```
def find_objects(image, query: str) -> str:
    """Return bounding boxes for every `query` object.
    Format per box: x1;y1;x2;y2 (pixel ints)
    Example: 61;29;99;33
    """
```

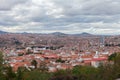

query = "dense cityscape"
0;31;120;80
0;32;120;71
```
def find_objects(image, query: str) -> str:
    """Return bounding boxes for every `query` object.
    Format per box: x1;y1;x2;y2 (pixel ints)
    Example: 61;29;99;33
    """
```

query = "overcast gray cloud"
0;0;27;10
0;0;120;34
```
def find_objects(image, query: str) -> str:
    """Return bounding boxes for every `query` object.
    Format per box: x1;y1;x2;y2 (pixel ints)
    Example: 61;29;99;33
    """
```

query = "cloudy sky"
0;0;120;34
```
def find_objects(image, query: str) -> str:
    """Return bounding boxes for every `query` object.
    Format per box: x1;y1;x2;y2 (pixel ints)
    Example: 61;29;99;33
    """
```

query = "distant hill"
49;32;95;37
51;32;66;35
72;32;93;36
0;30;8;34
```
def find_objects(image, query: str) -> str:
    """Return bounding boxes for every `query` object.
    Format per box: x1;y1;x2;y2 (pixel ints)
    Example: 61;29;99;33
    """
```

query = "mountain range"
0;30;114;36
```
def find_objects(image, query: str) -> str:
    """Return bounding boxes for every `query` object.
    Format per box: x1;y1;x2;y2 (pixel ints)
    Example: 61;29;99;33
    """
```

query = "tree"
16;67;24;80
23;70;52;80
31;60;38;69
56;58;65;63
0;51;5;80
112;53;120;79
4;66;16;80
0;51;3;71
49;75;78;80
39;61;48;72
108;52;117;61
50;69;77;80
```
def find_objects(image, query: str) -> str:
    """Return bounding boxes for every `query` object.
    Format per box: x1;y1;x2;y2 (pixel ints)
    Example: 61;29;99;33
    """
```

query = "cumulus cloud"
0;0;120;34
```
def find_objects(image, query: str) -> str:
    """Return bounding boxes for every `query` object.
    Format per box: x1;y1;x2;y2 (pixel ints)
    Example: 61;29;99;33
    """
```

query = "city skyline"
0;0;120;35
